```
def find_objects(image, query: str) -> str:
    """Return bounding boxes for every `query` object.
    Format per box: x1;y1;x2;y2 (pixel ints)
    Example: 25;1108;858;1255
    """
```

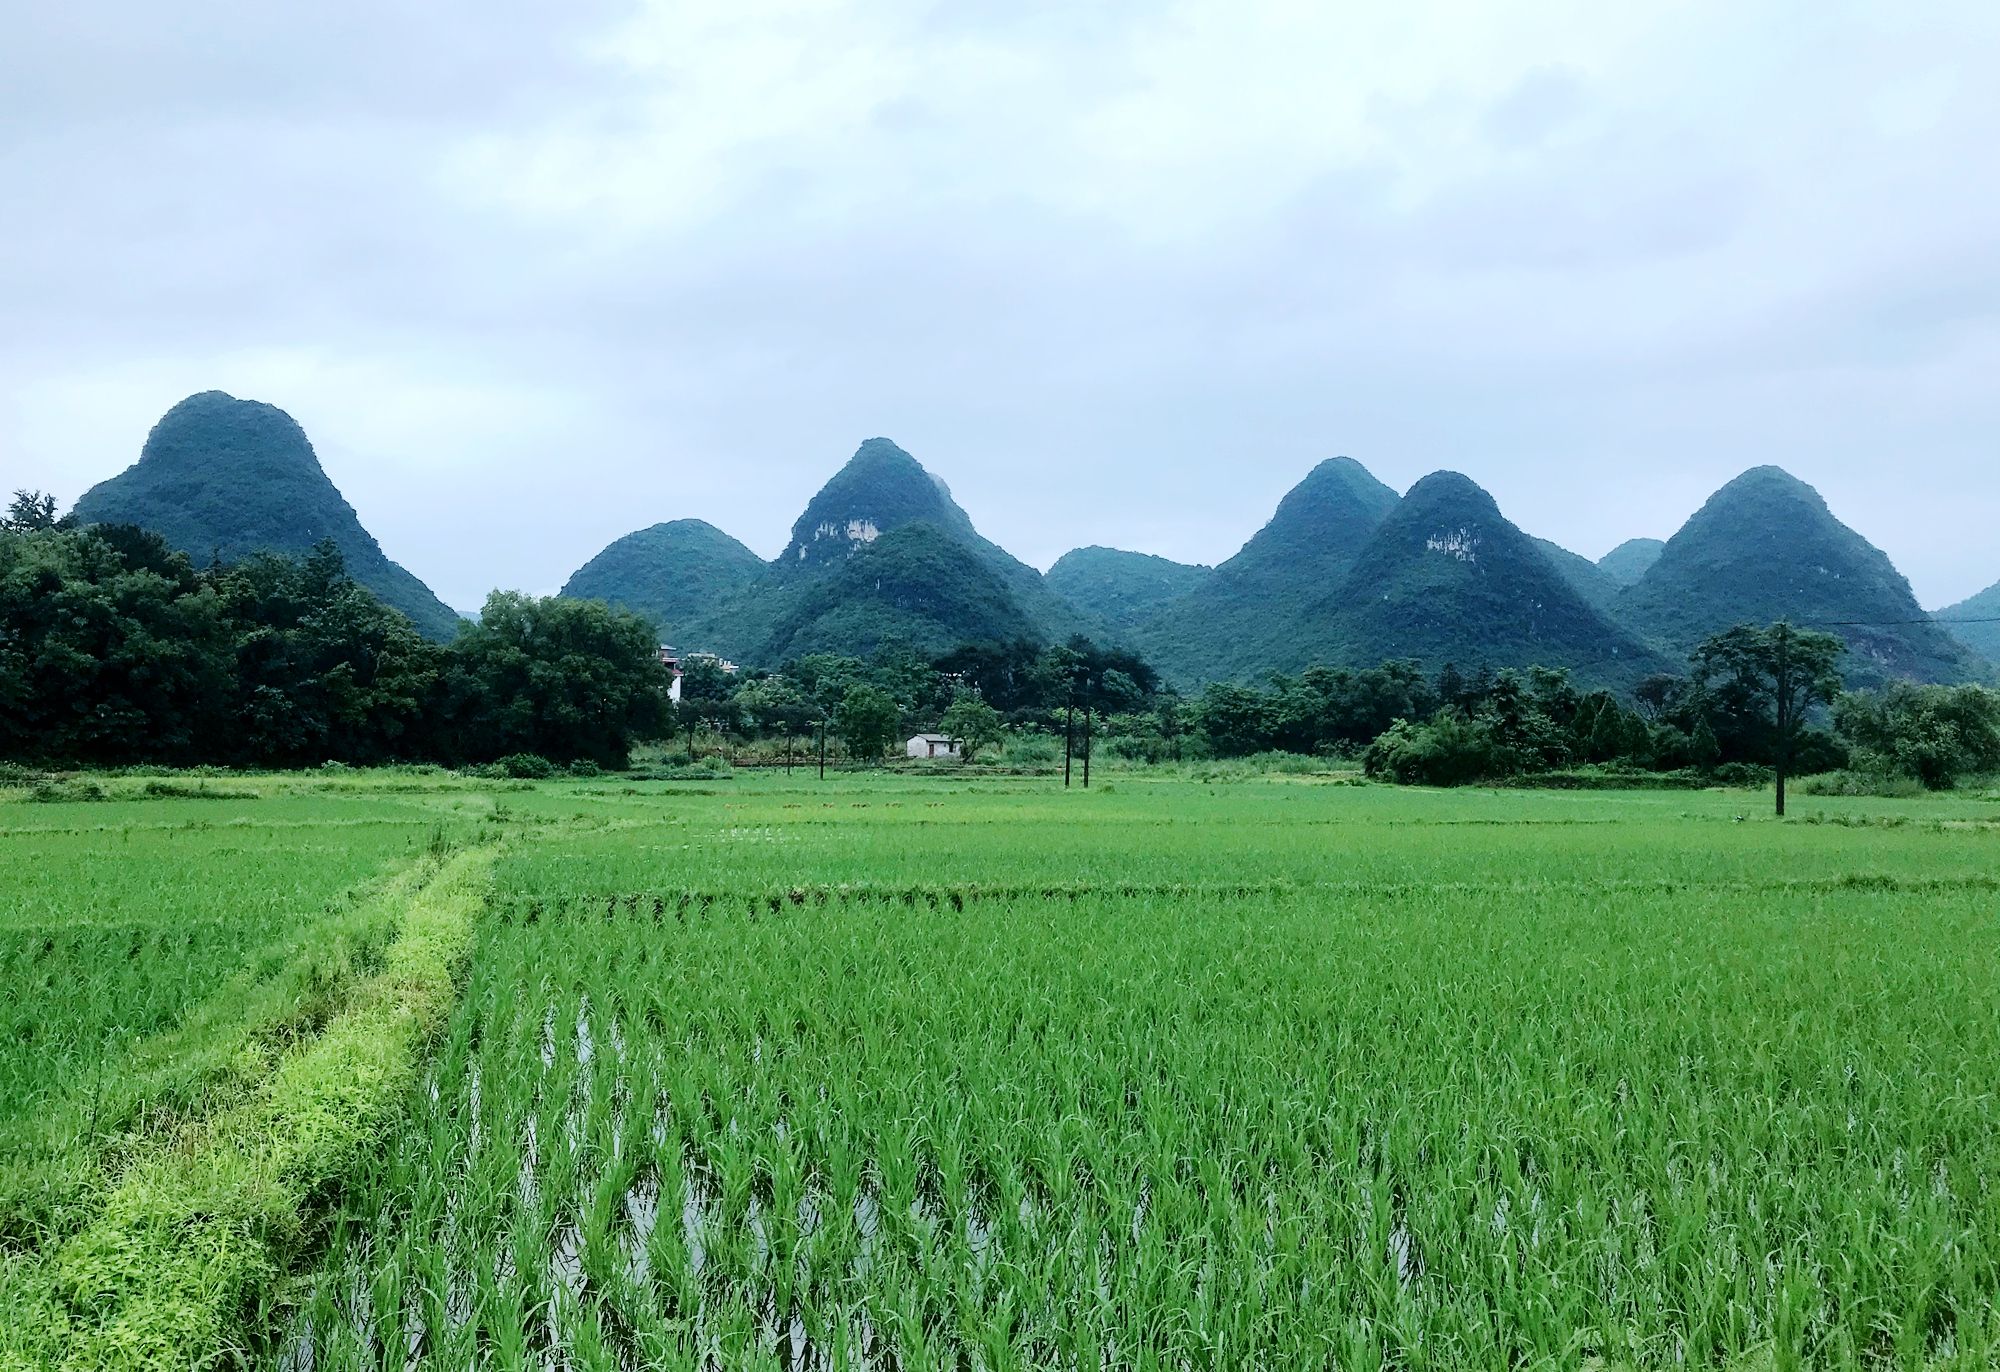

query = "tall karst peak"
1232;456;1403;574
1322;469;1671;689
1621;465;1980;685
71;391;462;640
1127;455;1402;681
781;437;972;569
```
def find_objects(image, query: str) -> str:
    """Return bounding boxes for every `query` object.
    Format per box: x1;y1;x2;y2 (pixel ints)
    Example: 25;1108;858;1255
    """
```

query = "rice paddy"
4;772;1999;1368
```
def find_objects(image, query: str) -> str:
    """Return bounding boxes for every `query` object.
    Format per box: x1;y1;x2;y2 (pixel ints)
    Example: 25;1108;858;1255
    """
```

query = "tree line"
7;492;1997;792
1;514;669;769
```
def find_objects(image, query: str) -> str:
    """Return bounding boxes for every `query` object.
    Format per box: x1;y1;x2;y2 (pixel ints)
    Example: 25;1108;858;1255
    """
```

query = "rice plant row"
282;847;2000;1368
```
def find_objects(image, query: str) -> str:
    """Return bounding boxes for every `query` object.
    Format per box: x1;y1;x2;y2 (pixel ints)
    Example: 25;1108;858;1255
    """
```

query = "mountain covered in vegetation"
1531;536;1623;614
1131;457;1402;678
558;519;764;644
1324;472;1670;688
70;391;462;639
560;438;1081;663
1598;537;1665;585
1619;466;1979;686
758;522;1042;660
1044;547;1211;635
539;445;1987;691
1934;580;2000;665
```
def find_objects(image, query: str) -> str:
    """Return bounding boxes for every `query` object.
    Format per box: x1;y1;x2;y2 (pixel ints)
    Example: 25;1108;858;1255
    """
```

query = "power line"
1802;615;2000;628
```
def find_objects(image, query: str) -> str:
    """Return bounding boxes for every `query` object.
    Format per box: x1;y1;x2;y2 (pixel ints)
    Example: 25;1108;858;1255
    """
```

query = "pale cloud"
4;1;1999;612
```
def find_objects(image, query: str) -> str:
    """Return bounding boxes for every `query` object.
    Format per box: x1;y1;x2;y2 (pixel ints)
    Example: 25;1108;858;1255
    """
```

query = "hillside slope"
1620;467;1979;685
756;522;1041;661
1134;457;1402;679
71;391;461;639
1532;536;1623;615
559;519;765;646
1044;547;1212;636
1325;472;1670;689
1934;580;2000;666
1598;537;1666;586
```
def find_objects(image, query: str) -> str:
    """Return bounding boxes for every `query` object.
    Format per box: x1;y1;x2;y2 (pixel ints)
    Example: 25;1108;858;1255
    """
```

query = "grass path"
0;843;495;1370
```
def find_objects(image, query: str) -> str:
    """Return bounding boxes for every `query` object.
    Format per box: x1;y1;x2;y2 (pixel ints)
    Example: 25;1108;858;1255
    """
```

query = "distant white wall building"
906;733;961;760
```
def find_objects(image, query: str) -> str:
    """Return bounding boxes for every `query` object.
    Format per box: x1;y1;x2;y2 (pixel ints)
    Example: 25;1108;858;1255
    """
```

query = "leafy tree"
1835;683;2000;789
1691;622;1844;814
446;592;673;767
834;684;900;763
940;694;1005;761
734;675;816;742
4;491;62;532
1364;713;1500;786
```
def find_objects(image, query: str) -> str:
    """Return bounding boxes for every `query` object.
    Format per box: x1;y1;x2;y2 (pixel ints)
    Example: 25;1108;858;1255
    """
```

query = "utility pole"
818;718;827;781
1082;699;1094;789
1773;622;1791;818
1063;687;1074;788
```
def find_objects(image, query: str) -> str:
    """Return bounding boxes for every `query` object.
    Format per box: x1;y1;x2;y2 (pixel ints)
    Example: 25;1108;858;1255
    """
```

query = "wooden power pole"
1773;622;1791;818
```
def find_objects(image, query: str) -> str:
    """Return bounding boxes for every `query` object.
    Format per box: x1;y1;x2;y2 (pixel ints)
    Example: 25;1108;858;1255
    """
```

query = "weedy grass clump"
0;846;494;1371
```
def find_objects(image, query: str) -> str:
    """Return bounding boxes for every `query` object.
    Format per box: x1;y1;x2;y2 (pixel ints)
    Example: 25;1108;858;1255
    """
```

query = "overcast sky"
5;2;1999;612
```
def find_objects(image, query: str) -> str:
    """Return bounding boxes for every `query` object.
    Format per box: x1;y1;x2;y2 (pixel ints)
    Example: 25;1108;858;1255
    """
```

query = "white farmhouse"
905;733;961;760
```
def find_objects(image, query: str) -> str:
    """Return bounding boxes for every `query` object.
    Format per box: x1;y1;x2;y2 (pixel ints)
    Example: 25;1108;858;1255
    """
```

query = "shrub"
1708;761;1774;789
1364;714;1503;787
1799;770;1927;799
495;753;557;780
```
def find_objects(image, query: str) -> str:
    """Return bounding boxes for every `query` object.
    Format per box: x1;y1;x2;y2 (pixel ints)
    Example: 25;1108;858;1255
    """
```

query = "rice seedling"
270;775;2000;1370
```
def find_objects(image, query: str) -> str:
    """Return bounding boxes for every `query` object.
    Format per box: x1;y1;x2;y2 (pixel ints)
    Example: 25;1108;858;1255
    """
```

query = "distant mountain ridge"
564;438;1082;662
1933;580;2000;666
70;391;461;640
1044;547;1211;636
1598;537;1665;586
1131;457;1402;679
539;448;1998;692
66;398;1990;691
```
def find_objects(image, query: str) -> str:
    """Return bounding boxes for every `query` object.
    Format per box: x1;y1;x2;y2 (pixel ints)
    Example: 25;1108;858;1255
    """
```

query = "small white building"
906;733;961;760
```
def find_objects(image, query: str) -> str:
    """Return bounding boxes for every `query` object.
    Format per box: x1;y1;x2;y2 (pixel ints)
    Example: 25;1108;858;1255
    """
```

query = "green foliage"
1364;712;1502;785
1834;682;2000;789
0;530;672;769
69;391;462;641
493;752;557;779
446;592;674;767
4;490;64;532
832;683;900;762
1690;622;1845;772
1042;546;1211;634
1621;466;1979;686
939;693;1004;760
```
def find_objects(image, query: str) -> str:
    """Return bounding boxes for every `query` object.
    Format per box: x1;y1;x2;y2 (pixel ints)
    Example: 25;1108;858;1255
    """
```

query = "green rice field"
3;771;1998;1368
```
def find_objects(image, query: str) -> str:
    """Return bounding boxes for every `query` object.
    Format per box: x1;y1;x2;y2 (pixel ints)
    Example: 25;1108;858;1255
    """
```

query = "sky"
5;1;1999;613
